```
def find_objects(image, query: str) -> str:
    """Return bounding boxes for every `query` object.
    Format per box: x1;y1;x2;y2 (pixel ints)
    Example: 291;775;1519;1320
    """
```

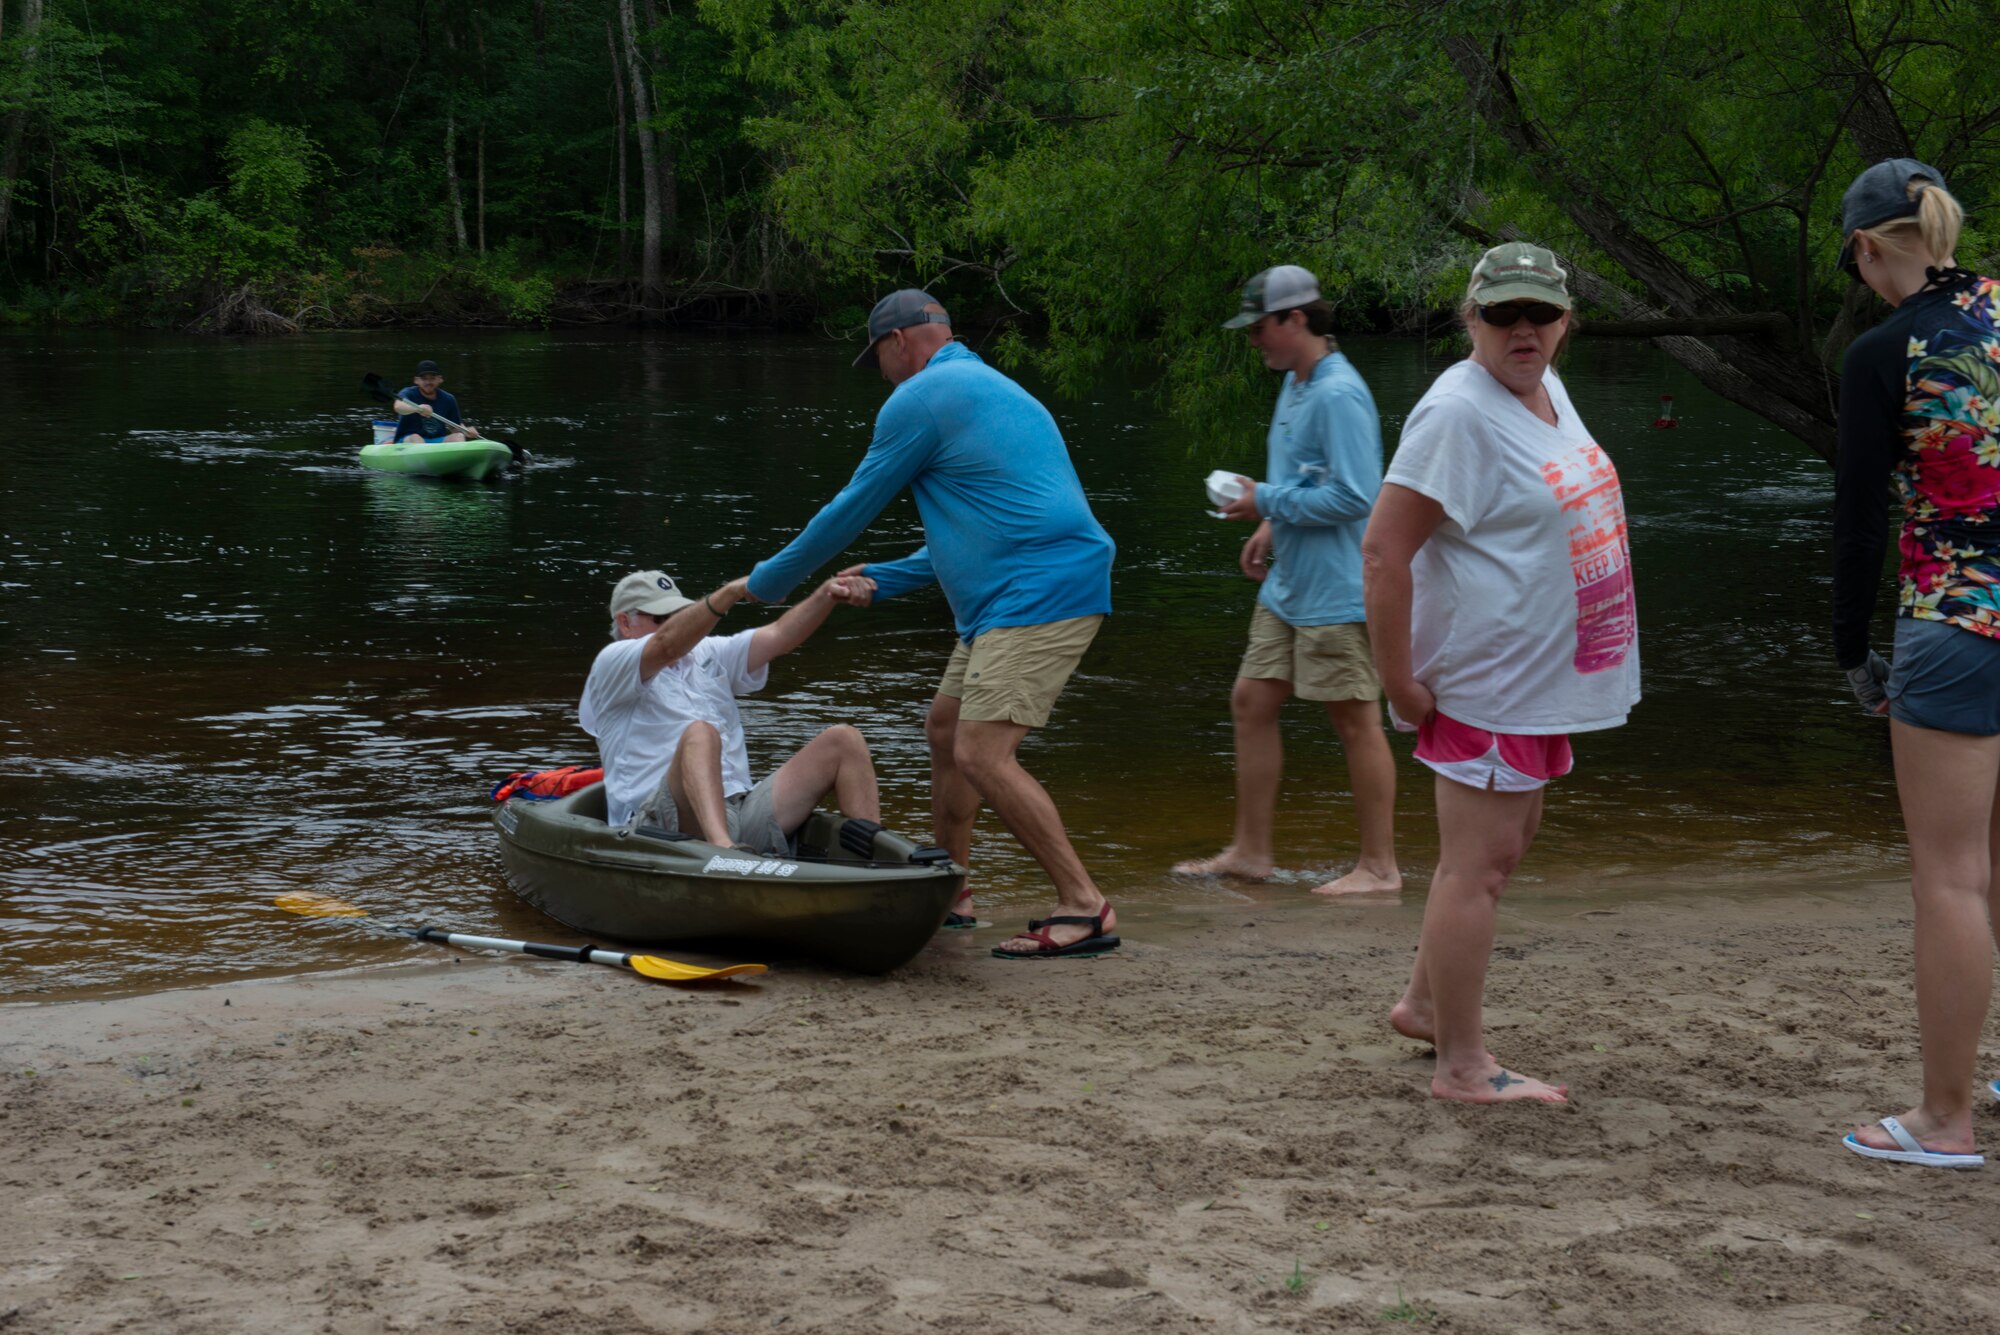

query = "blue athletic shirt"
746;341;1115;642
1254;350;1383;626
393;386;464;441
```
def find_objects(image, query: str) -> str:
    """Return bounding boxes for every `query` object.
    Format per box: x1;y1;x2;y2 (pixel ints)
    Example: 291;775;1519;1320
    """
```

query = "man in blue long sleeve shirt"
747;290;1120;958
1175;266;1402;895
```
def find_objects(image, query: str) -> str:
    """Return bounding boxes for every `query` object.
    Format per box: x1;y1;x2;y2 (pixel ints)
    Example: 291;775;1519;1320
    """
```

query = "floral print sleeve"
1832;271;2000;667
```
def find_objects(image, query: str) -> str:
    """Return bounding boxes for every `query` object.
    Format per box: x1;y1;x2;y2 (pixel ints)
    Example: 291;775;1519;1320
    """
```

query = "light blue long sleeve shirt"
747;341;1115;641
1255;350;1382;626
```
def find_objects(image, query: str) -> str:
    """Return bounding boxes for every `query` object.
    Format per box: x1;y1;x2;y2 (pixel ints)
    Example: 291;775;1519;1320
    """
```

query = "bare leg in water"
1310;697;1402;896
1174;677;1290;878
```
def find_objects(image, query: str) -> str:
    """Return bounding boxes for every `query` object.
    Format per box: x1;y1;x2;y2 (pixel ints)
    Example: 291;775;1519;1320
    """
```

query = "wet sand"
5;882;1999;1334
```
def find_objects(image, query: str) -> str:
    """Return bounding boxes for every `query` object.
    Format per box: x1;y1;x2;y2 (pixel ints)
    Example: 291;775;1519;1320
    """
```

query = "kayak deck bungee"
361;427;512;480
493;783;967;974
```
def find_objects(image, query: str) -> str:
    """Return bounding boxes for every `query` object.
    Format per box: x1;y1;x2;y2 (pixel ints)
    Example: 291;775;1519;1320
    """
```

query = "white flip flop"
1842;1116;1983;1170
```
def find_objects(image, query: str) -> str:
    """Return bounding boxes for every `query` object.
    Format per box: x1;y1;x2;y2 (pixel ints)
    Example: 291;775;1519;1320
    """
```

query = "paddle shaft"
410;925;638;972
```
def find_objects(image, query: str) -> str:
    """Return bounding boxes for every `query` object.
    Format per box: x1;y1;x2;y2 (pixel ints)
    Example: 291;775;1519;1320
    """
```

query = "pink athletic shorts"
1414;711;1573;792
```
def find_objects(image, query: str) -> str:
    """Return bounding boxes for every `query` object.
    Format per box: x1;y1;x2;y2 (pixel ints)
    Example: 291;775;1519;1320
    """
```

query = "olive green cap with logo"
1467;242;1572;310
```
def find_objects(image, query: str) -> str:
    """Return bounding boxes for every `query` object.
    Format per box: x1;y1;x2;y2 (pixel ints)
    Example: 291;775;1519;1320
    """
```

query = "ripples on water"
0;332;1903;995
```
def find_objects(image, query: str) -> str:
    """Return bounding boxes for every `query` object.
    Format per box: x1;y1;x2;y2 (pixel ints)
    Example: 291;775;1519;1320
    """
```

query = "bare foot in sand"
1433;1059;1568;1105
1388;995;1434;1043
1311;864;1403;896
1171;847;1272;879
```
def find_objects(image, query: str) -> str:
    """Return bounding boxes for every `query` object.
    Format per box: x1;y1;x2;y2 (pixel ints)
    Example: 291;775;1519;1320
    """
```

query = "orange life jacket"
490;765;603;802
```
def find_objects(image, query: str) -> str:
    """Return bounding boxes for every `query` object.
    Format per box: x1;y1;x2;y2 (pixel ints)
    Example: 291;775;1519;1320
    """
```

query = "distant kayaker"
580;568;880;854
744;289;1121;960
392;359;479;442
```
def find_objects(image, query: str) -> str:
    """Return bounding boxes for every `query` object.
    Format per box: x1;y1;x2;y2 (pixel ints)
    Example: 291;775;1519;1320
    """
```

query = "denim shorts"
1887;617;2000;736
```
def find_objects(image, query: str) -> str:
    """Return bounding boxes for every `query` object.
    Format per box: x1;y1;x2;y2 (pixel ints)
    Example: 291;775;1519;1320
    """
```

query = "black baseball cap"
1837;158;1946;279
853;290;951;369
414;359;443;375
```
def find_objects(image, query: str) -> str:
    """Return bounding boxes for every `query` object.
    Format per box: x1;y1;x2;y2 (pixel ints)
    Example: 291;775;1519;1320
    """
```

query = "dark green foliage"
2;0;1998;449
0;0;802;326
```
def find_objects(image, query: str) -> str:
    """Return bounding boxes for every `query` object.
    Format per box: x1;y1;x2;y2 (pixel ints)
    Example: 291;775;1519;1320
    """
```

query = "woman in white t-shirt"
1361;242;1640;1105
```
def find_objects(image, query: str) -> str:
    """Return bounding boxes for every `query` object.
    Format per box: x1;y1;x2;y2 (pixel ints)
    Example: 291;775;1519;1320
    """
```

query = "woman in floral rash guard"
1833;160;1999;1170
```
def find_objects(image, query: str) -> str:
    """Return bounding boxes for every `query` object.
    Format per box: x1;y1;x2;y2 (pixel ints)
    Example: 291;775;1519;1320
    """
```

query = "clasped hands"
718;566;877;609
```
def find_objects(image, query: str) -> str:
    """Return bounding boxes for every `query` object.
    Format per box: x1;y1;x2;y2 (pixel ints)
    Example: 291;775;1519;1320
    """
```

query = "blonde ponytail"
1860;176;1964;267
1911;178;1964;264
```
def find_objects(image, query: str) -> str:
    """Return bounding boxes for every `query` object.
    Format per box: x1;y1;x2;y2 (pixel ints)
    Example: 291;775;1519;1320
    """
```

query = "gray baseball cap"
1837;158;1947;278
1222;265;1322;328
854;289;952;369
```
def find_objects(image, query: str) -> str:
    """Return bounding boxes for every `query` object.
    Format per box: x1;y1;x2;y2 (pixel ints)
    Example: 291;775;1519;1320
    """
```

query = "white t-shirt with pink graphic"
1383;359;1639;735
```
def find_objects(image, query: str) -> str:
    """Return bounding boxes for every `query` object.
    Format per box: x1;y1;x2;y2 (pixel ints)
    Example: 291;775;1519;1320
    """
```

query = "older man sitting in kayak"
580;568;880;853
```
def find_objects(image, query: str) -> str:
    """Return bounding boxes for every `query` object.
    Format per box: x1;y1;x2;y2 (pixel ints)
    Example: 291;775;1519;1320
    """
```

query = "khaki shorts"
1238;604;1381;702
938;615;1103;727
636;771;792;853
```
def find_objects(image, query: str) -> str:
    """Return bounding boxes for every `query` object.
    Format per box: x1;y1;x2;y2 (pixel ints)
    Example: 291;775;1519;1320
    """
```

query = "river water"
0;329;1900;997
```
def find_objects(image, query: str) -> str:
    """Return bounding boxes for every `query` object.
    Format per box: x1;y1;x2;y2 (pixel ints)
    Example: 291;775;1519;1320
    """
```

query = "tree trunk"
607;19;628;275
475;14;487;255
0;0;46;253
1443;34;1839;463
639;0;676;239
443;33;467;252
444;114;467;252
617;0;663;307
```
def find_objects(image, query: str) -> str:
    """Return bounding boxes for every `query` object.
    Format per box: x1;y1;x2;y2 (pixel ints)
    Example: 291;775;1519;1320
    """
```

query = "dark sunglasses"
1478;301;1565;327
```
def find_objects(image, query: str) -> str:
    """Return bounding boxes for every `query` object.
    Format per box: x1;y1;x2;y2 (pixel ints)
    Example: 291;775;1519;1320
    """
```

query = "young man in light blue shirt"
1175;266;1401;894
746;291;1121;959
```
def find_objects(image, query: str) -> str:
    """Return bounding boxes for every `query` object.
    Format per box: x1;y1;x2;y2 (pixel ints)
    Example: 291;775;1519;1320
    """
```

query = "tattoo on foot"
1488;1070;1524;1092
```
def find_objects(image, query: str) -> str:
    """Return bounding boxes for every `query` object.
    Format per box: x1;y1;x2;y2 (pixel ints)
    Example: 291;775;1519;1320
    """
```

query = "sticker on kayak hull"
702;854;799;877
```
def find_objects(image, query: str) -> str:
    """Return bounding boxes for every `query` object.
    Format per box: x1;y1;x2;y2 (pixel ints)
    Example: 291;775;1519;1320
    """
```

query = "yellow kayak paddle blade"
275;891;369;918
628;955;768;983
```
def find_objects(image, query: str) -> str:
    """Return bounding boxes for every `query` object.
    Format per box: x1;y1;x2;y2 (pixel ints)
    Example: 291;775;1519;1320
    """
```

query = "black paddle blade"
361;371;398;404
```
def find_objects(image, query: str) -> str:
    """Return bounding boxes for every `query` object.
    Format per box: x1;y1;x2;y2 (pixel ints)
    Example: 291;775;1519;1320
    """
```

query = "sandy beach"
5;882;1999;1334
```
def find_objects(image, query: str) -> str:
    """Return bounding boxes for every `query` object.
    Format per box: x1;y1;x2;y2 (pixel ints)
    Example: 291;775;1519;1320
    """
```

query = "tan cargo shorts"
1238;604;1381;702
938;614;1103;728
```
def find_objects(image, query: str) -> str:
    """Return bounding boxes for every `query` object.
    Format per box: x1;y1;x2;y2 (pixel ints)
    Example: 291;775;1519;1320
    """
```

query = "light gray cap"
609;570;694;619
1222;265;1321;328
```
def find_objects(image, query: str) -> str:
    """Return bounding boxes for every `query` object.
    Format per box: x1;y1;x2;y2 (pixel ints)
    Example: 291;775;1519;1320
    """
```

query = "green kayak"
493;783;967;974
360;434;512;480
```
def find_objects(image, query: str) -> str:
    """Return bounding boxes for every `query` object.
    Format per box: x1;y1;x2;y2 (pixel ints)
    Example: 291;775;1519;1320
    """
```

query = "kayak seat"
839;818;886;859
634;825;697;843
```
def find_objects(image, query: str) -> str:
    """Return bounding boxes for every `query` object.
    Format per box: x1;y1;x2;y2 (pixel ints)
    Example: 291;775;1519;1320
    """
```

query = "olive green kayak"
493;783;967;974
360;436;512;480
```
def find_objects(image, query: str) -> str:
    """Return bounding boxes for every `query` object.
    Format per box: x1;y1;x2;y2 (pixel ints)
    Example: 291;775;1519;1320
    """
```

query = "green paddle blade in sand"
274;892;766;984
